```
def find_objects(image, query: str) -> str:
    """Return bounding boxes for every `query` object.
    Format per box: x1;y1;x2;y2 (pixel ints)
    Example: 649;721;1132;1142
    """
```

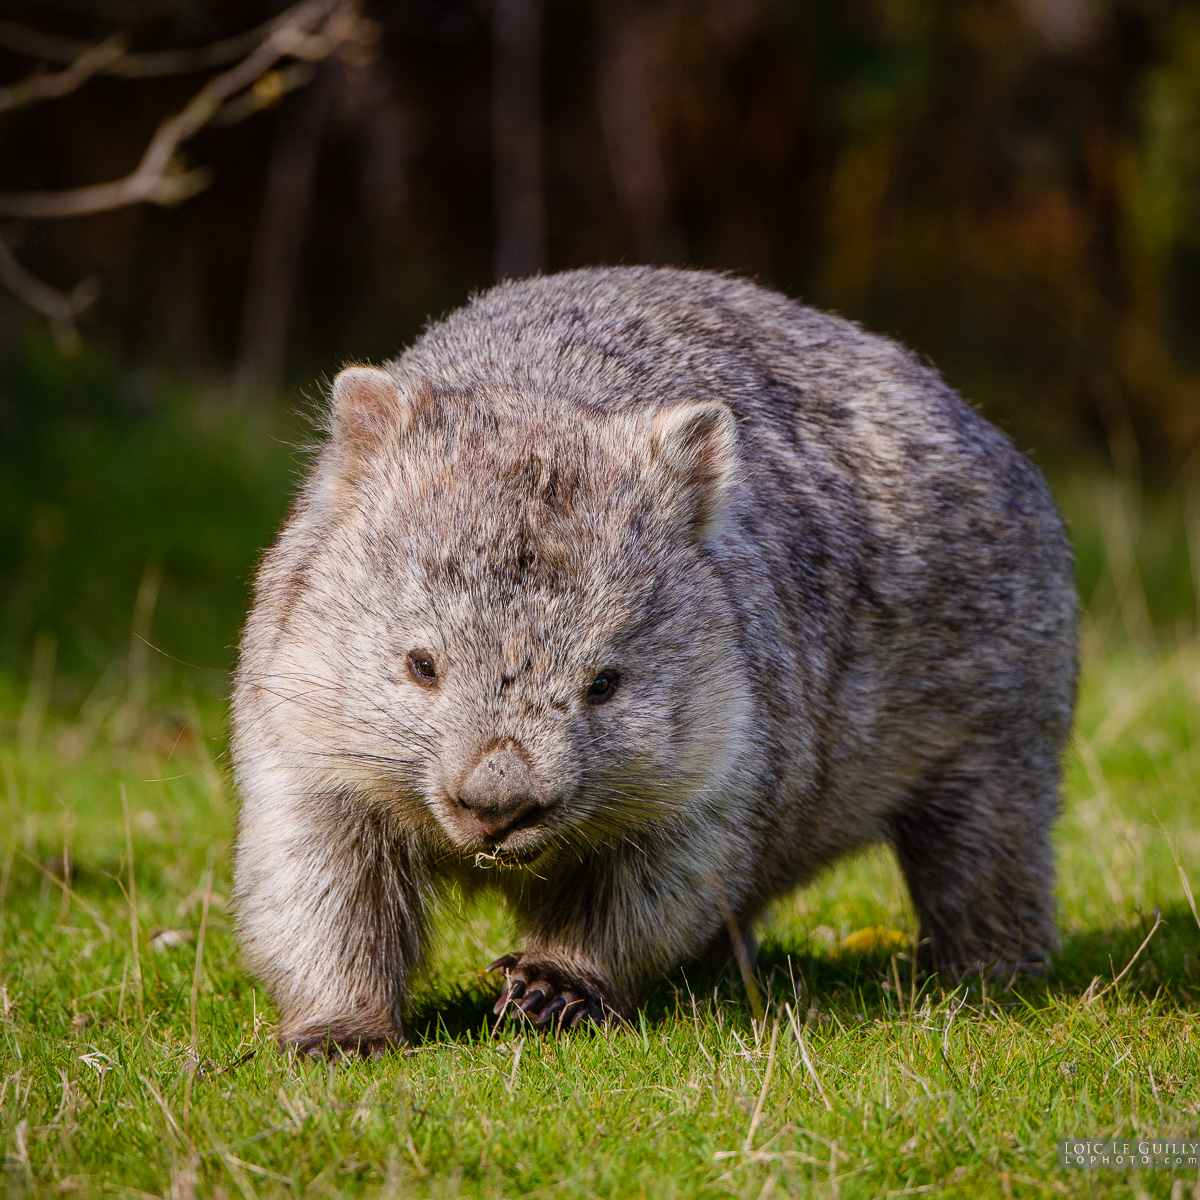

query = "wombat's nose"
457;747;542;840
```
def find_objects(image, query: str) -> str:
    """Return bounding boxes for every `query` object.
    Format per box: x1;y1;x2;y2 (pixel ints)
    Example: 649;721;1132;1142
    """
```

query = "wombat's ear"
648;401;739;537
328;366;412;462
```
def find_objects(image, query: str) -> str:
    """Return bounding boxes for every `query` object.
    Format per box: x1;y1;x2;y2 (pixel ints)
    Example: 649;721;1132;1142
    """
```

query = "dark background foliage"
5;0;1200;459
2;0;1199;697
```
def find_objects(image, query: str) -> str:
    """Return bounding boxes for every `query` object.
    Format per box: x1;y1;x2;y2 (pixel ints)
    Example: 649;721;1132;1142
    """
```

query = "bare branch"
210;62;316;128
0;238;98;352
0;3;333;80
0;0;370;350
0;0;359;220
0;34;127;113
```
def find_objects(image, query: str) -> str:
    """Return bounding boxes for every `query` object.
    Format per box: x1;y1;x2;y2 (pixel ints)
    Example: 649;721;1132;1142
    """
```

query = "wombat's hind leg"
698;920;758;975
488;953;624;1030
889;743;1059;977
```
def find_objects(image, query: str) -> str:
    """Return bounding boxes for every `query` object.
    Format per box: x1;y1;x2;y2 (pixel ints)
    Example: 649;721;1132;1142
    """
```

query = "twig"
0;238;98;352
198;1048;256;1080
0;34;127;112
0;7;331;80
0;0;365;349
0;0;352;220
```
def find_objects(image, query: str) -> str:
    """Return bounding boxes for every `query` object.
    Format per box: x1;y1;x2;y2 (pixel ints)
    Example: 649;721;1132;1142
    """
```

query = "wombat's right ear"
648;401;740;538
328;366;414;462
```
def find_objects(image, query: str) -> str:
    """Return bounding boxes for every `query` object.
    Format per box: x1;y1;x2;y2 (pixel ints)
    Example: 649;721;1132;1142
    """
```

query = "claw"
492;976;527;1015
534;996;566;1026
485;952;616;1033
518;985;548;1014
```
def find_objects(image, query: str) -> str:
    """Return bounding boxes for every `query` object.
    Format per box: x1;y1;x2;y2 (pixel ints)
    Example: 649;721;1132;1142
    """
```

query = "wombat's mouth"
440;799;559;868
466;826;558;870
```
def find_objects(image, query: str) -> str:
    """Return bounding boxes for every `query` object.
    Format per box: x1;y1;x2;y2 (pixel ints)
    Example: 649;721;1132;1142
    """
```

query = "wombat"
231;265;1078;1054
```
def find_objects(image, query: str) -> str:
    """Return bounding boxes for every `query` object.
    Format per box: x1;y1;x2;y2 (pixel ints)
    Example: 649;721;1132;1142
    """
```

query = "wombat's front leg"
235;777;424;1056
489;841;745;1030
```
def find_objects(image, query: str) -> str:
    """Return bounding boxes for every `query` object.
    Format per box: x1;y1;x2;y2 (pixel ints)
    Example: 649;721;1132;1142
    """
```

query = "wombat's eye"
408;650;437;684
586;670;619;704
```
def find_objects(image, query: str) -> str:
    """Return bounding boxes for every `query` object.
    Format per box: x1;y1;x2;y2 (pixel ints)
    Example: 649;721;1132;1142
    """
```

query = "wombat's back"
399;265;1078;898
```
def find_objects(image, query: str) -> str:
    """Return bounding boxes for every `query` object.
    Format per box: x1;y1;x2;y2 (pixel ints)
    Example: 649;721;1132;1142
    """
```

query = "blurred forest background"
2;0;1200;723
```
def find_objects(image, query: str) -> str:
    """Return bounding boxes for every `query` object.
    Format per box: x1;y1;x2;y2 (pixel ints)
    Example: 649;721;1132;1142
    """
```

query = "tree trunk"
233;64;337;398
492;0;545;281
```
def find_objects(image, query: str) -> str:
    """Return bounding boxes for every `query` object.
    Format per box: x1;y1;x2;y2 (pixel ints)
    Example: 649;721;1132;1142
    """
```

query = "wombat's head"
276;365;754;868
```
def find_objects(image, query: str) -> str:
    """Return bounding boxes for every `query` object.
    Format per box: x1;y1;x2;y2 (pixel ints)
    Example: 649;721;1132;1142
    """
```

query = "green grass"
2;338;1199;1195
0;334;301;701
2;633;1199;1197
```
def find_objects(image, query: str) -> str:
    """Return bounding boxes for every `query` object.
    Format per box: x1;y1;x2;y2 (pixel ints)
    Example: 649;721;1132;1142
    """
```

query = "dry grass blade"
1093;634;1198;749
743;1018;780;1152
138;1071;194;1153
122;785;144;1021
1158;819;1200;934
16;849;110;938
1082;910;1164;1005
505;1036;525;1097
785;1002;833;1112
711;876;764;1023
184;860;215;1124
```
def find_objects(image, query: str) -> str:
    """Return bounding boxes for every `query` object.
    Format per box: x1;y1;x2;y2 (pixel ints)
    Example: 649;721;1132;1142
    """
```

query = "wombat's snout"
455;746;547;841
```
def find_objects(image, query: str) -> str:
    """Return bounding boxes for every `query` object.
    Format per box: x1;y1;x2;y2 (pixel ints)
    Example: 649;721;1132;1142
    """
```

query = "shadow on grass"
406;902;1200;1044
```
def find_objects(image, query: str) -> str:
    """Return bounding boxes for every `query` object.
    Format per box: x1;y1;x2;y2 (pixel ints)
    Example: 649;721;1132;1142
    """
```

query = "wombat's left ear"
649;401;739;538
328;365;414;463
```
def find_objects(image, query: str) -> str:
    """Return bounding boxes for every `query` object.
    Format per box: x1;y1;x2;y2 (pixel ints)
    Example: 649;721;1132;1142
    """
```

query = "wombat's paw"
487;953;623;1031
279;1023;400;1060
919;929;1056;980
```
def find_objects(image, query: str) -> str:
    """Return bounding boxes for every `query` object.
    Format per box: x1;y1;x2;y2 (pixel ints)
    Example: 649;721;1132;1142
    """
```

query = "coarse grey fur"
231;266;1078;1054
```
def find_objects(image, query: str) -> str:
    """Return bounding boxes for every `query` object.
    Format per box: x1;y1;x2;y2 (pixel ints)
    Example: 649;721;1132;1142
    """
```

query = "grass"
2;339;1199;1196
3;596;1200;1196
3;638;1200;1198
